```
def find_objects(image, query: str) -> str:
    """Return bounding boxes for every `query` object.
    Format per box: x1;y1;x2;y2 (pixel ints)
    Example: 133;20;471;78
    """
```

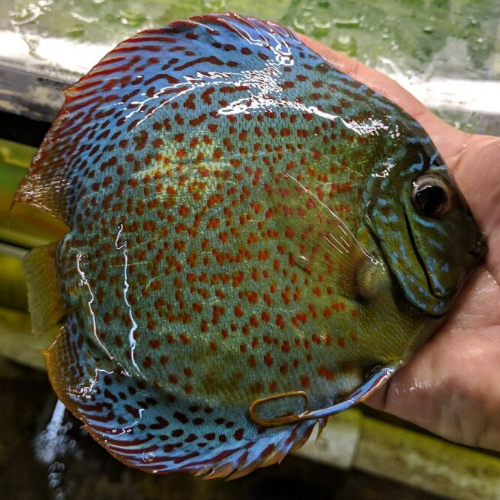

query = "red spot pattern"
36;16;385;477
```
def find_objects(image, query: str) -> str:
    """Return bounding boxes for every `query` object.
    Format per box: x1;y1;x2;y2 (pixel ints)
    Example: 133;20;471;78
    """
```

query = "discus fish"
16;13;485;478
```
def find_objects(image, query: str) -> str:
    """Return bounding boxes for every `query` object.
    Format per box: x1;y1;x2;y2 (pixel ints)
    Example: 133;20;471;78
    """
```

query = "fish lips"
405;208;487;300
365;203;486;317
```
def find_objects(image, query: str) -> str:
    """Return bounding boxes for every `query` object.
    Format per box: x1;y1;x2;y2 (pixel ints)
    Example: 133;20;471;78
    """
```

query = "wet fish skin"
15;13;485;477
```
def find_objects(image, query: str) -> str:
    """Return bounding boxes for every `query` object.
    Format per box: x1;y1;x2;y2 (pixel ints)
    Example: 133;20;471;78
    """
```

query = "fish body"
16;13;485;477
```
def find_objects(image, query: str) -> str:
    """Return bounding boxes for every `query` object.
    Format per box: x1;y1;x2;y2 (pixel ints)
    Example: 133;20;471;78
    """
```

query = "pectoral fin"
249;363;400;427
23;242;67;337
270;174;381;297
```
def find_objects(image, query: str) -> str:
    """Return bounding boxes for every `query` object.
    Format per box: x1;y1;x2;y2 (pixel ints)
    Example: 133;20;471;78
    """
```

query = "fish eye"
412;175;451;217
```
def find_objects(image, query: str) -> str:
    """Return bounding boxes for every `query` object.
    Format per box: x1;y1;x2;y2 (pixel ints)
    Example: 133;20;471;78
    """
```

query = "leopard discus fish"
16;13;485;478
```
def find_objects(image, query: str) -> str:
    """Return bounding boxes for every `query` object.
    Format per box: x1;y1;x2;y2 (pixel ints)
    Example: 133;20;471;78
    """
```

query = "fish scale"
16;13;485;477
54;16;390;400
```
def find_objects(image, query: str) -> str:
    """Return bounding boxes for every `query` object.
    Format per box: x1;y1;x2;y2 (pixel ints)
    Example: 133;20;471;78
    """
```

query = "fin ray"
23;242;67;337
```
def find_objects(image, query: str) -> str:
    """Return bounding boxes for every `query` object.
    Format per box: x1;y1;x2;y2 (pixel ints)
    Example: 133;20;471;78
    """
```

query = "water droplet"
66;24;85;38
202;0;227;12
311;19;331;38
333;17;361;28
331;35;357;56
302;9;313;19
48;478;61;490
142;451;155;463
468;15;478;26
71;12;98;24
10;3;42;25
118;9;147;27
292;17;309;34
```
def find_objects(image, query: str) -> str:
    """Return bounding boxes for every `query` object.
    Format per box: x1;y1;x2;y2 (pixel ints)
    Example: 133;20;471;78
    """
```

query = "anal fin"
44;314;318;478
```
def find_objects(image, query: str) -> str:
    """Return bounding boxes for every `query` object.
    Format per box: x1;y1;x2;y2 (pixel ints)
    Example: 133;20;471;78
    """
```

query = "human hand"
302;35;500;452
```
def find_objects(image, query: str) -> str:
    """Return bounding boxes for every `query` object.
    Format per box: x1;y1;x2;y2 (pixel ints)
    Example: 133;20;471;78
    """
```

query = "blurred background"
0;0;499;498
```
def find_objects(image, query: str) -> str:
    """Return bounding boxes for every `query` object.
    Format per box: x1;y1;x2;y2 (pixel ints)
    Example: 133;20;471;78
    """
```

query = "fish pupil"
412;176;451;217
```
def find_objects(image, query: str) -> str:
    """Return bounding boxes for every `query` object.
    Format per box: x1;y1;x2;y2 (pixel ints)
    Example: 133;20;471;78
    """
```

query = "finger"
452;135;500;246
366;270;500;451
299;33;500;453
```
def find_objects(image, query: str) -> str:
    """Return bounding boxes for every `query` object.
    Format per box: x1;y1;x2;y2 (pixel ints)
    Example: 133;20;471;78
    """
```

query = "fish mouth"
364;198;486;316
402;209;449;300
470;233;488;260
403;208;487;302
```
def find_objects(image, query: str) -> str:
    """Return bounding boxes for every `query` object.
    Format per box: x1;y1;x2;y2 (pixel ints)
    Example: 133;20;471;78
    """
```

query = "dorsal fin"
15;13;303;226
15;162;73;223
